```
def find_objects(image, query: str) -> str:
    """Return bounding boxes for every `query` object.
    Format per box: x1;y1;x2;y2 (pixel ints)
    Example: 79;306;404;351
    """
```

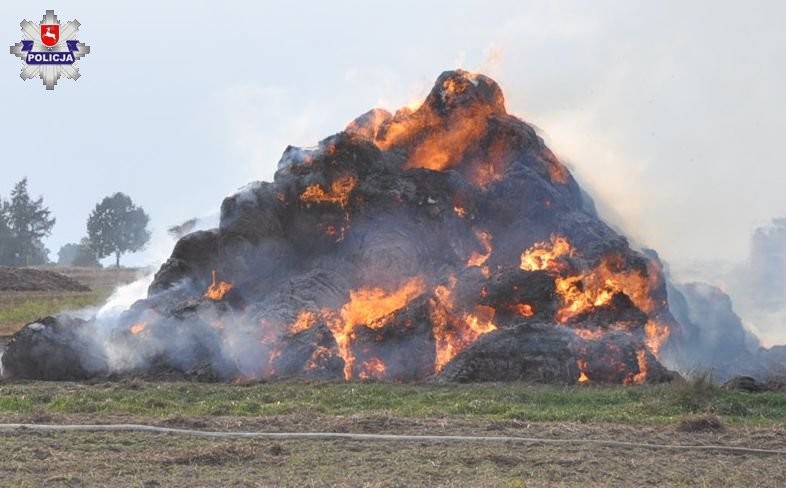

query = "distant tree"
57;242;79;266
29;240;51;266
4;178;55;266
57;237;101;267
87;193;150;267
73;238;101;267
0;202;13;265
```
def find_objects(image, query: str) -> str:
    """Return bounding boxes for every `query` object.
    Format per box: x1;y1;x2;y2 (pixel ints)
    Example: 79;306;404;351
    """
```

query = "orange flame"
204;270;233;301
299;175;357;208
374;78;490;172
623;349;649;385
373;73;505;187
358;357;386;380
326;277;426;380
463;305;498;336
290;311;317;334
572;327;605;341
466;229;493;267
513;303;534;317
520;235;574;272
430;276;498;373
577;359;590;384
554;255;656;324
541;148;570;185
306;346;334;371
130;322;146;335
644;320;671;357
521;235;669;364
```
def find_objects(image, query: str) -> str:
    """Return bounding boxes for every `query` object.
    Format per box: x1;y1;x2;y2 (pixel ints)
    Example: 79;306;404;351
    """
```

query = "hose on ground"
0;423;784;456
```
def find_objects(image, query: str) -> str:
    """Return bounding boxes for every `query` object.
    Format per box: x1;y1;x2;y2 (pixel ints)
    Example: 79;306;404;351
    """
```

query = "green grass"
0;291;106;331
0;380;784;426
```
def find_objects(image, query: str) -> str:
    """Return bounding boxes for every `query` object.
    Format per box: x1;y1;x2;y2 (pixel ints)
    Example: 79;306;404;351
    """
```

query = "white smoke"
66;213;220;337
96;273;156;321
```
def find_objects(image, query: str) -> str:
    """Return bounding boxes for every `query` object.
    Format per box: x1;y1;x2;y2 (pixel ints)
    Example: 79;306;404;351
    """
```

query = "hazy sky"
1;1;785;266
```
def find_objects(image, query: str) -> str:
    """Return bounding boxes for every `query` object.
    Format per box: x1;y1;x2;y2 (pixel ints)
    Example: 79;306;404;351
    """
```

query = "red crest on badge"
40;24;59;47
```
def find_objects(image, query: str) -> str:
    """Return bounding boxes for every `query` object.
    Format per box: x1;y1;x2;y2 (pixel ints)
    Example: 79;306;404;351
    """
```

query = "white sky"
1;1;785;267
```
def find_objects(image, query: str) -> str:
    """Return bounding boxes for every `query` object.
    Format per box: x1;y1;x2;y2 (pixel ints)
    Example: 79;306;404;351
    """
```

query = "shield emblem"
40;24;59;47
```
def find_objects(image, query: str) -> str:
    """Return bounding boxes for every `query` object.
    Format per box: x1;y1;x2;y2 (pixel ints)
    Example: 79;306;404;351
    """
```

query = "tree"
57;243;80;266
87;193;150;267
58;238;101;267
3;178;55;266
0;202;13;265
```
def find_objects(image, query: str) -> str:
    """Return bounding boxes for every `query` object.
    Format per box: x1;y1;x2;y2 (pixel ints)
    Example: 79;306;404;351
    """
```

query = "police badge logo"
9;10;90;90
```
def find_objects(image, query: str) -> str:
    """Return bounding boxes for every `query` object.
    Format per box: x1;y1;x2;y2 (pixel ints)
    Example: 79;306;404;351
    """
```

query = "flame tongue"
430;276;498;373
577;358;590;384
299;175;357;208
369;71;509;187
205;270;233;301
466;229;493;268
358;357;386;380
326;277;426;380
290;311;317;334
520;235;574;272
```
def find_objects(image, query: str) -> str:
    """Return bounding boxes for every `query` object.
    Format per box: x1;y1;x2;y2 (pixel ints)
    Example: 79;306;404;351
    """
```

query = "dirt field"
0;414;784;487
0;267;90;292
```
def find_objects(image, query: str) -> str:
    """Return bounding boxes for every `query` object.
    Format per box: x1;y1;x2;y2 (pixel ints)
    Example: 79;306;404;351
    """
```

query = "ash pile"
4;70;776;384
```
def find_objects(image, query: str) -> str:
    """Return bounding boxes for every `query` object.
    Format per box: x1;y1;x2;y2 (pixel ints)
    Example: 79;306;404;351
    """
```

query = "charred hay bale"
219;182;285;246
248;264;354;318
338;216;450;287
275;133;386;183
350;298;436;381
675;283;753;366
437;323;578;383
563;292;648;326
273;324;343;380
149;230;219;294
121;311;245;381
218;238;297;300
423;70;506;117
576;333;672;384
1;316;107;380
473;269;557;321
722;375;767;393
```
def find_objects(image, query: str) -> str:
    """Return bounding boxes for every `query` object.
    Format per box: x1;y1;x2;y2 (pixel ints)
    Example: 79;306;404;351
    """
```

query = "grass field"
0;266;140;335
0;379;784;426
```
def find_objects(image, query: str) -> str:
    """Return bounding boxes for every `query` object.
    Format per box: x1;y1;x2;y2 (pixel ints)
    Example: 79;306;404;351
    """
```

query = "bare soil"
0;267;90;292
0;414;784;487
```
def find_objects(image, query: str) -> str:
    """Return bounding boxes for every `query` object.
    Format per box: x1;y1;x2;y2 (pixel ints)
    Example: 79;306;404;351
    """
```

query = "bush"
57;238;101;268
669;371;720;413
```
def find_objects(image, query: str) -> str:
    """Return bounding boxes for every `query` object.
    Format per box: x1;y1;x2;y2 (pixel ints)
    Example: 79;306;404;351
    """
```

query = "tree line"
0;178;150;267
